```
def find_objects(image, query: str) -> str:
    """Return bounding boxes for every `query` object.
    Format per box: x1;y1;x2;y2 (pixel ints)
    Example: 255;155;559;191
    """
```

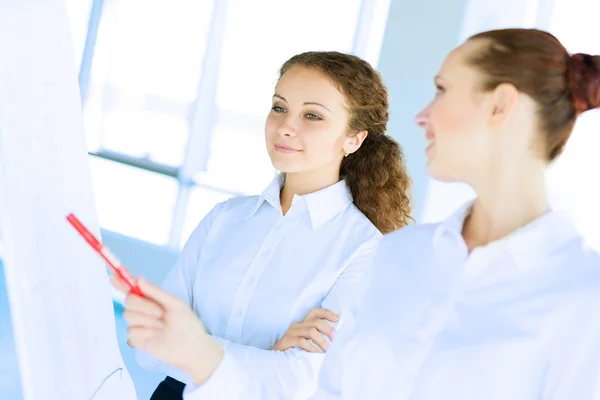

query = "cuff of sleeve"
211;335;232;350
183;351;249;400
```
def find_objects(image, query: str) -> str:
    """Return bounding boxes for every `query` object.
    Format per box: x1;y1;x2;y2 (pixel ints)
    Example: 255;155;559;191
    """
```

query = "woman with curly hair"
114;50;412;399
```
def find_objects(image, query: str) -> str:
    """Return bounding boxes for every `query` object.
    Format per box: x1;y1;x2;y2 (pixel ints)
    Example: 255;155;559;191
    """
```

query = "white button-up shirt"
136;175;381;399
183;202;600;399
313;203;600;399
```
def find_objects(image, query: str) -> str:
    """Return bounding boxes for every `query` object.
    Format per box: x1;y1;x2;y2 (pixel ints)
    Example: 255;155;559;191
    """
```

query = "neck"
463;163;549;251
280;169;340;215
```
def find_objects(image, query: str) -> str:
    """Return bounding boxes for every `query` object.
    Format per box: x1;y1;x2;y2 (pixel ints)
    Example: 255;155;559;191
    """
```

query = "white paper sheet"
0;2;136;399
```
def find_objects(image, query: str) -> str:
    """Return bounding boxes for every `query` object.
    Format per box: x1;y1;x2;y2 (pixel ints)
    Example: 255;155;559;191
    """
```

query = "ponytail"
341;133;412;234
279;51;413;233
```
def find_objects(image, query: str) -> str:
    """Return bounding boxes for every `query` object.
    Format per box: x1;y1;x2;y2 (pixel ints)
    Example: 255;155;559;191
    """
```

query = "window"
89;157;179;245
196;111;276;195
84;0;215;165
66;0;93;67
545;0;600;249
76;0;392;248
215;0;362;116
203;0;365;199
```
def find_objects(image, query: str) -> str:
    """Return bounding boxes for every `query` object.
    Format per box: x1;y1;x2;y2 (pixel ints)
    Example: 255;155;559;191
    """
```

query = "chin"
269;158;302;174
426;160;458;182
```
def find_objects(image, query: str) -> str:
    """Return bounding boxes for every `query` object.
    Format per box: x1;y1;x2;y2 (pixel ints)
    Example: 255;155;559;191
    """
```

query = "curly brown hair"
280;51;413;234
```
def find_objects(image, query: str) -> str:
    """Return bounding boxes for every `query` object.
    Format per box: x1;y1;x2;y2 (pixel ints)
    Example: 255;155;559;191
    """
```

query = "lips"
274;144;301;153
425;132;434;151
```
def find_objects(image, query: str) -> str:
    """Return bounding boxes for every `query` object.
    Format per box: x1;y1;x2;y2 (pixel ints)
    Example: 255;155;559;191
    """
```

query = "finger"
125;293;164;318
305;327;329;352
137;279;185;310
314;319;336;340
305;308;339;323
288;322;331;348
123;310;165;329
297;338;322;353
271;340;287;351
127;326;159;350
110;275;131;294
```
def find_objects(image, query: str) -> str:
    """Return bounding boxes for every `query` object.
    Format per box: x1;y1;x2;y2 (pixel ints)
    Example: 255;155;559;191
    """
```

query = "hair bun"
567;53;600;113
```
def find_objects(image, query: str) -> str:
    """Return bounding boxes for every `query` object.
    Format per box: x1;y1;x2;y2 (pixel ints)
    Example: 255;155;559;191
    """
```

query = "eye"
271;106;286;113
305;113;323;121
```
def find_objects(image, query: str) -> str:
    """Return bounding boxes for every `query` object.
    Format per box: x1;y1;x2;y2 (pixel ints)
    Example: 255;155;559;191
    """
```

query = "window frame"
79;0;392;248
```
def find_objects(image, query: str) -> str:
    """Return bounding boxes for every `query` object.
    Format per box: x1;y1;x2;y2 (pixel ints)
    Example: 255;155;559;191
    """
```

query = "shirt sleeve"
183;237;381;400
135;202;225;383
308;245;382;400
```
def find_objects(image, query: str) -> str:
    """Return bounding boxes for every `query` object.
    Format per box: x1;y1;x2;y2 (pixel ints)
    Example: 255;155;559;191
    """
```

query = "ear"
489;83;519;129
344;130;368;155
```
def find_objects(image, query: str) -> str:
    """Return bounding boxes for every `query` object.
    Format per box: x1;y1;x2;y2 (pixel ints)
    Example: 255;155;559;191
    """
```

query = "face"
415;40;494;183
265;66;365;177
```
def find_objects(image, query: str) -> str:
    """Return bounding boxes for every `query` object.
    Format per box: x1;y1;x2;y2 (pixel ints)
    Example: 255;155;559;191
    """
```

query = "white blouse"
136;175;381;399
314;203;600;399
184;202;600;400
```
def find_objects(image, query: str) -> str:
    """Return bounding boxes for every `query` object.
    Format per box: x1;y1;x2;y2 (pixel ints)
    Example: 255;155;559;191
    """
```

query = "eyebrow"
273;94;332;112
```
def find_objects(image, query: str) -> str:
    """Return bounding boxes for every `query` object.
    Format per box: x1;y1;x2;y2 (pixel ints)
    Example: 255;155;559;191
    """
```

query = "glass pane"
84;0;215;164
82;90;103;152
89;156;179;245
547;112;600;250
66;0;93;69
1;263;22;399
362;0;393;67
96;0;214;102
181;187;235;248
194;112;277;195
100;108;190;166
550;0;600;51
546;0;600;250
216;0;362;116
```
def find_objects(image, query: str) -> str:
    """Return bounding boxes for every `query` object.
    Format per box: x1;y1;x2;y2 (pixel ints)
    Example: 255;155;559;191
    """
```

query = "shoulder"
555;245;600;336
345;204;383;238
357;222;441;288
214;194;260;213
182;195;259;246
377;222;440;257
551;234;600;281
566;239;600;291
200;194;268;225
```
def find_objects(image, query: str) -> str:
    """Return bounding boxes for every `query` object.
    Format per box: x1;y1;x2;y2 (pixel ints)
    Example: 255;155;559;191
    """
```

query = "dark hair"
279;51;412;233
467;28;600;161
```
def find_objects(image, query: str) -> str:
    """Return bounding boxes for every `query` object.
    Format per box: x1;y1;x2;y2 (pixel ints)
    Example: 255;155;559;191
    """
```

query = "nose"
276;117;298;137
414;106;429;129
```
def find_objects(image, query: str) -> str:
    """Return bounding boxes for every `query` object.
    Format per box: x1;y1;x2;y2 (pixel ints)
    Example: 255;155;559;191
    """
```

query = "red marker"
66;213;144;297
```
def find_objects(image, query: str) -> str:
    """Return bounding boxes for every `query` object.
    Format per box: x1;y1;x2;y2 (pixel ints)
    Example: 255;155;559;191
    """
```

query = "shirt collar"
433;201;581;270
245;173;353;229
432;201;473;246
246;173;284;219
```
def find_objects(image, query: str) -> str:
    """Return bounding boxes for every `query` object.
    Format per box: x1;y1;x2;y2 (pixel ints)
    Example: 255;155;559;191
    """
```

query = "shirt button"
237;309;243;317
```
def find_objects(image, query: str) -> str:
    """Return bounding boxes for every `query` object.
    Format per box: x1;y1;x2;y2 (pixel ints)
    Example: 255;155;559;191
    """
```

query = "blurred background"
1;0;599;398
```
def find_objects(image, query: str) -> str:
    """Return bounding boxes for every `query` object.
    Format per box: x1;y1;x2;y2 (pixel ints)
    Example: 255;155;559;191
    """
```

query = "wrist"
187;337;225;385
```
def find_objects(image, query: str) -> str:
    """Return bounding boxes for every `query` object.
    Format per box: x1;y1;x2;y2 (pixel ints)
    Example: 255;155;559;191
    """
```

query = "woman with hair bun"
312;28;600;400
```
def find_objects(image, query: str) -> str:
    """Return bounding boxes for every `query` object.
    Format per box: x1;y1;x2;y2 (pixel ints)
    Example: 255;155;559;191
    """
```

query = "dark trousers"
149;376;185;400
